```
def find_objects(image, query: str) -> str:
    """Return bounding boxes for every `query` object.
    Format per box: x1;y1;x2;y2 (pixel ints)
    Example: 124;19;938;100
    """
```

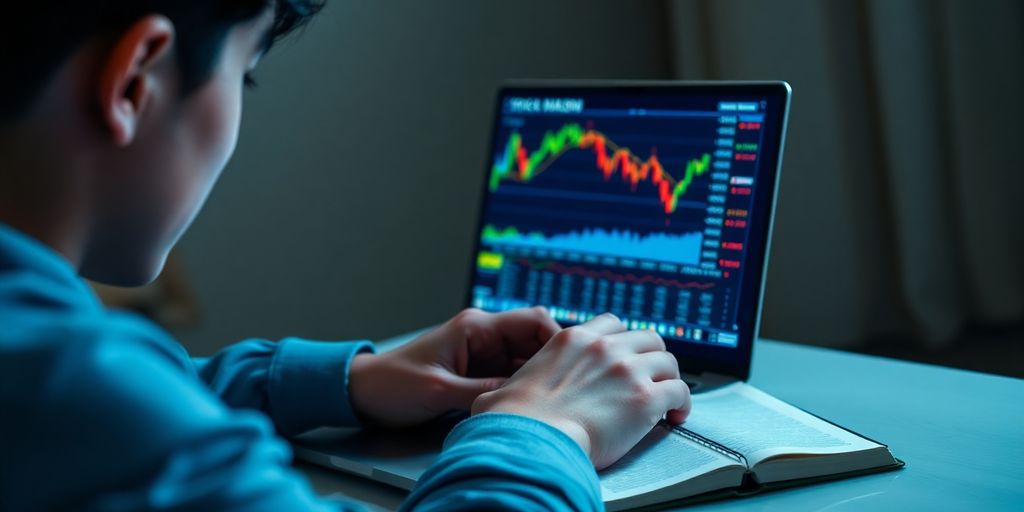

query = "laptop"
294;80;792;490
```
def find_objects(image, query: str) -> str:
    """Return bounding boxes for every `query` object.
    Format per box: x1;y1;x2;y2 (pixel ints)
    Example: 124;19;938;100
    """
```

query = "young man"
0;1;691;510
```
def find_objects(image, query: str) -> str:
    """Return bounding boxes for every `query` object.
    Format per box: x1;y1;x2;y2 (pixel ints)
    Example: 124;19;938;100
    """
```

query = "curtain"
666;0;1024;348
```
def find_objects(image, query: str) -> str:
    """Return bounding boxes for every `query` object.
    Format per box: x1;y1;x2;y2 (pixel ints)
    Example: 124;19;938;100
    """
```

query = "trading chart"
471;92;769;348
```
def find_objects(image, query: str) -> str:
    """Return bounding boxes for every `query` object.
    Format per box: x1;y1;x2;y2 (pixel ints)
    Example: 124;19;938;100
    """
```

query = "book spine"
670;424;748;467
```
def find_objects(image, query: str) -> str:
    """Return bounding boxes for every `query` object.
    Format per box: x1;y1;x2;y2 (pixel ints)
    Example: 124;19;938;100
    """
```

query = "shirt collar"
0;222;100;309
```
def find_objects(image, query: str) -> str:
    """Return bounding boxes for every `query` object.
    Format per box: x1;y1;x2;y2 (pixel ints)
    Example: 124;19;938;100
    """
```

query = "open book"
599;383;901;511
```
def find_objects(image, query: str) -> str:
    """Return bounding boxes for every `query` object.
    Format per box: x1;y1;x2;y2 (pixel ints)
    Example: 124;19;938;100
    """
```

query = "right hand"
471;313;692;469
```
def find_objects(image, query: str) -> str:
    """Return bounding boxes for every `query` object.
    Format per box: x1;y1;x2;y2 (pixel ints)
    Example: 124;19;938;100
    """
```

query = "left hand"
347;307;560;428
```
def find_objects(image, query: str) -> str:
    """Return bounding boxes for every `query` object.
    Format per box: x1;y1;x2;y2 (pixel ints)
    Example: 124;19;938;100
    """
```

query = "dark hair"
0;0;323;122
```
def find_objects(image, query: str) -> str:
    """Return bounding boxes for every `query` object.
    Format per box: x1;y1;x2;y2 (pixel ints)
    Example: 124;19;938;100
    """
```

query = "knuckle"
609;359;632;378
585;336;612;358
551;329;576;348
647;330;667;349
424;371;450;395
629;381;655;406
453;307;484;325
451;308;486;337
679;380;692;401
659;352;681;377
600;312;624;327
557;326;589;347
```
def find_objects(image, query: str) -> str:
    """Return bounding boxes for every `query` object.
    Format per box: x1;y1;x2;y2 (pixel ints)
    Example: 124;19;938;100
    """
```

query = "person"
0;1;692;510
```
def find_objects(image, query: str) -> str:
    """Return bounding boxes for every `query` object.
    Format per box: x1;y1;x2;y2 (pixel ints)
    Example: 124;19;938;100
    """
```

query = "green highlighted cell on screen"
476;251;504;271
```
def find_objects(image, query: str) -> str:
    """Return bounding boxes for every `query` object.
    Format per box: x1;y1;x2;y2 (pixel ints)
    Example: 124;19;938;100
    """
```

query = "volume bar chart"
482;225;703;266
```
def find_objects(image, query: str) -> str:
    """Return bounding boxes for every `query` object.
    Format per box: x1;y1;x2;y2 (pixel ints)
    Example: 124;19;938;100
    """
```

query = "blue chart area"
482;227;703;266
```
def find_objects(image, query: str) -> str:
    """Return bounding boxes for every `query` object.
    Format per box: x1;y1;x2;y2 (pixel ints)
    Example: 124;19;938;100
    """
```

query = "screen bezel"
463;80;792;382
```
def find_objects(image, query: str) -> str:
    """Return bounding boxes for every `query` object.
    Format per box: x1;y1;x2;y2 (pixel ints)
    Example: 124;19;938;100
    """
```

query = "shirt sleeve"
3;327;371;512
193;338;375;436
402;413;603;511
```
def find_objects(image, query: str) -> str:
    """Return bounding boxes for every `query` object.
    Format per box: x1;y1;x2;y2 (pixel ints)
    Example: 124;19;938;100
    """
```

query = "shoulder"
0;272;197;435
0;312;289;510
0;306;192;419
0;263;191;371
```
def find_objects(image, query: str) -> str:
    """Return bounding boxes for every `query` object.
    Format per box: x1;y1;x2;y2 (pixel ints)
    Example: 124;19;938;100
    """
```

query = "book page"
599;423;741;500
682;383;880;465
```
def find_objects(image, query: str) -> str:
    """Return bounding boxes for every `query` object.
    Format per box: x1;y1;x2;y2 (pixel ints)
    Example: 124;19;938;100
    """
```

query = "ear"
97;15;175;147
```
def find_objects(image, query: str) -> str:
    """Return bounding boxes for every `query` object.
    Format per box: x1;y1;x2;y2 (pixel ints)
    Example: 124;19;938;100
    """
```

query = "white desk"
297;333;1024;511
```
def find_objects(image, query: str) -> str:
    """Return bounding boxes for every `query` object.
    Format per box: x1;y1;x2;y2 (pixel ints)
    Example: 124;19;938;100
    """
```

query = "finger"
443;374;507;410
490;306;562;354
577;312;628;336
630;351;680;381
454;307;556;377
604;329;666;354
473;307;562;369
667;408;689;425
653;379;691;423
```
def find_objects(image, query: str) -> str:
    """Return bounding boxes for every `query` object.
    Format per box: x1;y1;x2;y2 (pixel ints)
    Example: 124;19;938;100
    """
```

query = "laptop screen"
466;82;790;380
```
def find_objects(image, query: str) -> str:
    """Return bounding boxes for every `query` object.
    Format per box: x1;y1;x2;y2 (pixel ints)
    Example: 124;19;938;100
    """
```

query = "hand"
348;307;560;428
471;313;692;469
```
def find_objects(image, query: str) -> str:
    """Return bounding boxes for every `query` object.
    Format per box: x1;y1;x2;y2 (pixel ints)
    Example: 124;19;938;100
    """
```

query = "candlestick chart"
480;116;718;267
489;122;711;215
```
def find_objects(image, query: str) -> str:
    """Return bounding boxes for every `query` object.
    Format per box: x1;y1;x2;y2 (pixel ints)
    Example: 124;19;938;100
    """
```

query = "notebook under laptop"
294;80;793;489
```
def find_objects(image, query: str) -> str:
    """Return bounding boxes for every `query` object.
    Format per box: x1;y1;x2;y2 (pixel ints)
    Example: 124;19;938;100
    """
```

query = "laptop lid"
464;81;791;382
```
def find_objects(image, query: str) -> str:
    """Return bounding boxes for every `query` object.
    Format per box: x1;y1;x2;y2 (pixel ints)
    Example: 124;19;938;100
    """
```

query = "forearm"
194;338;374;435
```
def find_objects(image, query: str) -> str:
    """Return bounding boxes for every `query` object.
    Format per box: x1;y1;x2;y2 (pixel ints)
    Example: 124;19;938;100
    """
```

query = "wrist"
472;393;593;460
348;352;380;425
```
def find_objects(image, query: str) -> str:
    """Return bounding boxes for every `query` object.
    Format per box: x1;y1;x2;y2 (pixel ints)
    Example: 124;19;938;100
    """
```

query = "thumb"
444;374;507;410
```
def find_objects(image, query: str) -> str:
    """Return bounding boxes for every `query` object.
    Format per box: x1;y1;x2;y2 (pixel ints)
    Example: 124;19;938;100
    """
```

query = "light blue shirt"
0;223;601;511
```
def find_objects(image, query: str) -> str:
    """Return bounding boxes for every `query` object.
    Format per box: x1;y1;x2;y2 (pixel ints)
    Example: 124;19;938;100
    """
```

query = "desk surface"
298;333;1024;511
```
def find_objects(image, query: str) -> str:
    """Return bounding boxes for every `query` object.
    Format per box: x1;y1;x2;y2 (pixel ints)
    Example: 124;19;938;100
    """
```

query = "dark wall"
177;0;672;354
